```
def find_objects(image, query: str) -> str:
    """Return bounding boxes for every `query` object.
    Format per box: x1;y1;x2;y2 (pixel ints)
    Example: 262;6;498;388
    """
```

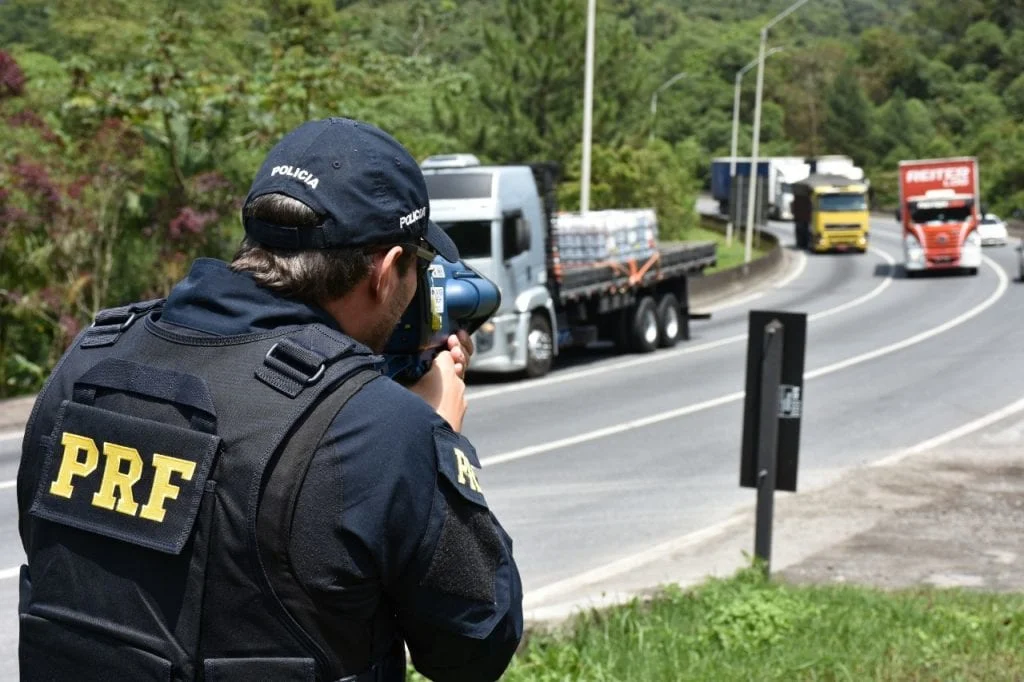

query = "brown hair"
231;193;414;302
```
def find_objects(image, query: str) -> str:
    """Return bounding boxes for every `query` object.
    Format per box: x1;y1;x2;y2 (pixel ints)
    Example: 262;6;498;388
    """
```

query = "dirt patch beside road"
778;446;1024;592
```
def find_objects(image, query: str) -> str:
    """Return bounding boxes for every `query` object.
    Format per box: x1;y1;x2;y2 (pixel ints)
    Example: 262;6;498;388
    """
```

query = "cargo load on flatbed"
421;155;717;378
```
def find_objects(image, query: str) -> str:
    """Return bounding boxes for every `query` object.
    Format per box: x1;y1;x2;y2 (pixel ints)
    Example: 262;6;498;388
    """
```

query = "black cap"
242;117;459;263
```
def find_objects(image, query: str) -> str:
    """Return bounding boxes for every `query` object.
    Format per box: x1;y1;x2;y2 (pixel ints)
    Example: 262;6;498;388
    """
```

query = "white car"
977;213;1008;246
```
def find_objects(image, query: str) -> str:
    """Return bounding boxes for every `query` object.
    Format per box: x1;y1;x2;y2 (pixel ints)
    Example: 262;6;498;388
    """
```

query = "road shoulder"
525;413;1024;623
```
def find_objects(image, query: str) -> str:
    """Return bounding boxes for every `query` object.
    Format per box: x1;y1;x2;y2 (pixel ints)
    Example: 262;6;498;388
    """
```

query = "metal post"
728;48;783;247
745;0;812;263
743;29;768;265
650;71;688;143
755;319;784;575
726;72;742;246
580;0;597;214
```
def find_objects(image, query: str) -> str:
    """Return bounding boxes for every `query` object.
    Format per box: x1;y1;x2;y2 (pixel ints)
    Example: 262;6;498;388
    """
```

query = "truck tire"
525;313;554;378
656;293;681;348
629;296;660;354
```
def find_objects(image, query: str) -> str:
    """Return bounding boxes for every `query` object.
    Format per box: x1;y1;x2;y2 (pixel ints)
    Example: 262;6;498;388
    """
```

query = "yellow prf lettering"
92;442;144;515
454;448;481;493
139;454;196;523
50;432;100;498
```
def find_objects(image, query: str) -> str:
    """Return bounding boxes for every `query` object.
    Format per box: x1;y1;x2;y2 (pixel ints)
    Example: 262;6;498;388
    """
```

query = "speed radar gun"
383;256;501;383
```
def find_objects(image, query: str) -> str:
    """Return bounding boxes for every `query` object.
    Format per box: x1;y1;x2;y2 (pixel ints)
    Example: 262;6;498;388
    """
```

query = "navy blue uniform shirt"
161;259;523;681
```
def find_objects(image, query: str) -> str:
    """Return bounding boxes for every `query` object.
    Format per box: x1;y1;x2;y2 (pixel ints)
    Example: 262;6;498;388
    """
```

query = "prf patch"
29;401;220;555
434;426;487;508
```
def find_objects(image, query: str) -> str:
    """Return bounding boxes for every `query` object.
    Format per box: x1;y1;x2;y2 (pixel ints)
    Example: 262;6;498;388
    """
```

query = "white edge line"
481;393;744;466
807;247;895;322
0;567;19;580
469;245;895;403
523;377;1024;608
0;429;24;444
701;290;764;314
481;254;1007;467
522;516;748;609
870;393;1024;468
805;254;1007;380
774;249;808;289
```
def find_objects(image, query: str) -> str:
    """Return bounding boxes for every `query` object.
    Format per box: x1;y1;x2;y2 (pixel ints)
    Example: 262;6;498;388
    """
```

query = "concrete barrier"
688;214;785;306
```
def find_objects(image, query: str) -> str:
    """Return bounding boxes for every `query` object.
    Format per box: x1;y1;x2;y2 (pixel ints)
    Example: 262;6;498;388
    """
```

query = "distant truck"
421;155;716;378
772;157;812;220
791;174;871;253
711;156;864;223
898;157;982;276
710;157;778;218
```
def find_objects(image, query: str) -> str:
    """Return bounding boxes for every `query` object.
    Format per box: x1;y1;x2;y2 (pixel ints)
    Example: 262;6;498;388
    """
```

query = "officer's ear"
370;245;406;303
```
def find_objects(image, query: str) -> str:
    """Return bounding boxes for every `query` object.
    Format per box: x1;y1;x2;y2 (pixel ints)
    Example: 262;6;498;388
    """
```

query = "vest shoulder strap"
256;366;382;678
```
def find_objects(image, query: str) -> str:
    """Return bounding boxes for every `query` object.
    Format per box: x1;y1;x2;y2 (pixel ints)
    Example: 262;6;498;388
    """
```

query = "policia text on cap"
17;117;524;682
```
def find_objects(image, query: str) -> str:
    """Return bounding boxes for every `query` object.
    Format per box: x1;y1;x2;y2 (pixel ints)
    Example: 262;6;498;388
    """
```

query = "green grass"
666;225;773;274
409;567;1024;681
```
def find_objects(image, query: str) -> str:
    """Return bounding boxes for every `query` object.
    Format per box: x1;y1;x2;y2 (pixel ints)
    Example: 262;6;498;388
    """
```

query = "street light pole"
727;48;783;247
744;0;813;264
580;0;597;214
649;71;688;142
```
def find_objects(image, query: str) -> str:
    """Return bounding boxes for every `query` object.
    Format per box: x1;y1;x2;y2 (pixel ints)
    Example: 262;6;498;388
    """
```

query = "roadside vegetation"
412;566;1024;681
3;0;1021;395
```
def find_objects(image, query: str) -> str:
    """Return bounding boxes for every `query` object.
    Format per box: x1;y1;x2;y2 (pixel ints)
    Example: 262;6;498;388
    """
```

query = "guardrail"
687;213;784;302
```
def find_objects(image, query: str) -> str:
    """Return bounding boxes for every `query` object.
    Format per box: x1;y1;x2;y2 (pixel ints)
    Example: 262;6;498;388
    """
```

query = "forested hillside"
2;0;1022;395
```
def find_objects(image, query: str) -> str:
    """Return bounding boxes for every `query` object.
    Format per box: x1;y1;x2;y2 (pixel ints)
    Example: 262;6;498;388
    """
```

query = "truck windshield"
818;193;867;212
911;206;972;224
436;221;492;259
424;173;493;199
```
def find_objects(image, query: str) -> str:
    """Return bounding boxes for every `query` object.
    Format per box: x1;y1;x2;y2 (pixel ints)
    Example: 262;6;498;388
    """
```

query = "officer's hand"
409;350;468;431
447;330;475;379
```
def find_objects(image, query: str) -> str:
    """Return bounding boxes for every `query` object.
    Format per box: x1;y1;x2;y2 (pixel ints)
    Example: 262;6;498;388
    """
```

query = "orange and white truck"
898;157;982;276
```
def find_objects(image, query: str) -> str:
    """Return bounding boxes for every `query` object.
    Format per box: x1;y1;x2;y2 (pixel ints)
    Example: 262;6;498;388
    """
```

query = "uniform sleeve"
391;426;523;682
289;379;522;681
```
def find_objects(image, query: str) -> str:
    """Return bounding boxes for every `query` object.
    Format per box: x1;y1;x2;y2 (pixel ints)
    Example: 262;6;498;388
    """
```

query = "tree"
823;60;875;166
435;0;652;168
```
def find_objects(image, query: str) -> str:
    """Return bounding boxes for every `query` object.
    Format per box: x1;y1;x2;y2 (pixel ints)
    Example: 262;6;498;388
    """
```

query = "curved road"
0;213;1022;675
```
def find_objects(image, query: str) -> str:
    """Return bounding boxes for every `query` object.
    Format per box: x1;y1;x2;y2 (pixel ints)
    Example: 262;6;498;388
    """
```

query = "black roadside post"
741;310;807;577
754;320;784;572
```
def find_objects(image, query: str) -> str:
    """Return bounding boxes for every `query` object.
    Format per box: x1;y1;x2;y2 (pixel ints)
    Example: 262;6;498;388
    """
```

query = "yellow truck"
791;174;870;253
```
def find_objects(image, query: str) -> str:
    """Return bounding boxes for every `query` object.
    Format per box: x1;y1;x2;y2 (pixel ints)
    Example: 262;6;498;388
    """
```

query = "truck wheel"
525;313;554;378
656;293;681;348
629;297;660;354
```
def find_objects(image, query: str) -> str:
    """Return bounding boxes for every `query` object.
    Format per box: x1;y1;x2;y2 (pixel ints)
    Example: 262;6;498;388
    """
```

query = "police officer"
18;118;523;681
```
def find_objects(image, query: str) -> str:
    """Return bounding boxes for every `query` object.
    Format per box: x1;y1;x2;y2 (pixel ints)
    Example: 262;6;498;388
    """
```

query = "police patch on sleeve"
433;426;487;508
29;401;220;555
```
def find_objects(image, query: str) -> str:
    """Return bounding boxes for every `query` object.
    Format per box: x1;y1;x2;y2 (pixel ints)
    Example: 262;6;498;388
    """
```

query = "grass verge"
668;225;773;274
410;567;1024;681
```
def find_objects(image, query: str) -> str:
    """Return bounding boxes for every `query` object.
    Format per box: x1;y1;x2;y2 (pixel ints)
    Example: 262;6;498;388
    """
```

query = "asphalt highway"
1;212;1022;676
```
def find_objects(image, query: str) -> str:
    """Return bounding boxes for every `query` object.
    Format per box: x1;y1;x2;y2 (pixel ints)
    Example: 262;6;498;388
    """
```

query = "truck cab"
897;157;983;276
421;157;558;376
791;175;870;253
903;190;982;274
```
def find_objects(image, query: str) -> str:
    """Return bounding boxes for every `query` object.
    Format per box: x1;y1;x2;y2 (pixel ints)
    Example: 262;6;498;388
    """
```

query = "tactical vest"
17;299;402;681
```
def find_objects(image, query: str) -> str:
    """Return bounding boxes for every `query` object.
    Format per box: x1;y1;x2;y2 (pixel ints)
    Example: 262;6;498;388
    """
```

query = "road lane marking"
871;394;1024;468
481;254;1007;467
468;246;896;403
0;430;23;446
773;249;807;289
521;372;1024;609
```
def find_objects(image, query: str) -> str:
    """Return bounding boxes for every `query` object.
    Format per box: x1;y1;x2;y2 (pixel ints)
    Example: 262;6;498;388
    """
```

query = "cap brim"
425;220;460;263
